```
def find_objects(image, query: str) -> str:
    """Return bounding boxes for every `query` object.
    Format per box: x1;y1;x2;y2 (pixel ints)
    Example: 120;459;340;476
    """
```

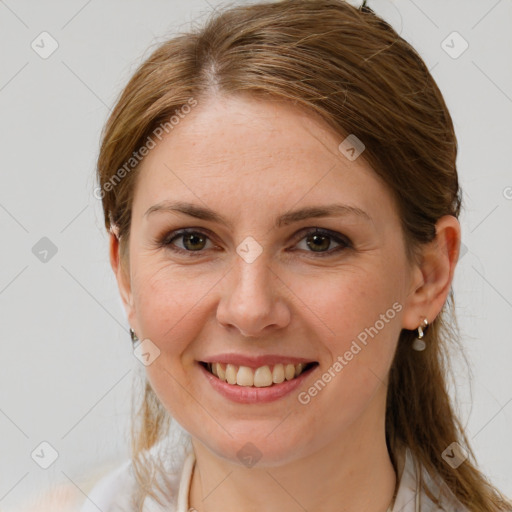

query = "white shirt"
80;433;468;512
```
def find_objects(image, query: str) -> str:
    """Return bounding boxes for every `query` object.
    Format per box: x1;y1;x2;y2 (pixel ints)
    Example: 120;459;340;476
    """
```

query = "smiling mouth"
199;361;319;388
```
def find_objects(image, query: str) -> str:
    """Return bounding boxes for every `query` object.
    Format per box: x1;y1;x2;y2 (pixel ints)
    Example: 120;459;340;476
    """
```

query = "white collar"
176;449;195;512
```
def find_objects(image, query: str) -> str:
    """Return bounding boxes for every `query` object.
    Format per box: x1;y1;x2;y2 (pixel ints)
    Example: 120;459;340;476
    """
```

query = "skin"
109;94;461;512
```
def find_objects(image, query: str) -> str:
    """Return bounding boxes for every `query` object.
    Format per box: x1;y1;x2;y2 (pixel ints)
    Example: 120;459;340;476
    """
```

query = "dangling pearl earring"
412;317;429;351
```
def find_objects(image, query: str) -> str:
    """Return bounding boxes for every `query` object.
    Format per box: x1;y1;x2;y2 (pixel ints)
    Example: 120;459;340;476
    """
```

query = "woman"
78;0;512;511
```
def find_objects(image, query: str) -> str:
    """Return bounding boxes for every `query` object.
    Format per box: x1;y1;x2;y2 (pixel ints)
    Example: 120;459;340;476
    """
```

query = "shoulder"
418;456;470;512
6;461;134;512
79;459;135;512
80;431;193;512
393;447;470;512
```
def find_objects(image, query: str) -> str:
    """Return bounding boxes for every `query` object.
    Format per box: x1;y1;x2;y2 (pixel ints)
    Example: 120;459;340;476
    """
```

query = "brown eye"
293;228;351;257
164;229;214;254
160;227;351;258
306;232;331;252
180;232;208;251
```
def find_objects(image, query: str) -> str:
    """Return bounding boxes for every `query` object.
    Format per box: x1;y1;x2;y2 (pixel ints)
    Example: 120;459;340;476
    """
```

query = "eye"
291;228;351;257
163;229;215;253
160;227;351;257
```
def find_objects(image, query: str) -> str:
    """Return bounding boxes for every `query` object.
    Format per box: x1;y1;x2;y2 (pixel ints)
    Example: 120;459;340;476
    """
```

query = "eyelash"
158;227;352;258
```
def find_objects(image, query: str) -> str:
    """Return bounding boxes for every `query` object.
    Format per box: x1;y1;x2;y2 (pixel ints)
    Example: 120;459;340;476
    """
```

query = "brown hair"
96;1;512;510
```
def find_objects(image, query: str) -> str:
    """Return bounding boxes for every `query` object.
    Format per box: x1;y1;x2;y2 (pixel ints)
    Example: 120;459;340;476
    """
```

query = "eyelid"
291;226;351;245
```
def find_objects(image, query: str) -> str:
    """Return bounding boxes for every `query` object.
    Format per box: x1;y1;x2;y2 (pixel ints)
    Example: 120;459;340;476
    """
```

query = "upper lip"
199;353;317;368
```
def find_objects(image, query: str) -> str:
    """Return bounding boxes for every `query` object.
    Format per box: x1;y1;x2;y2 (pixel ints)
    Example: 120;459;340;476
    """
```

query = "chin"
196;428;311;469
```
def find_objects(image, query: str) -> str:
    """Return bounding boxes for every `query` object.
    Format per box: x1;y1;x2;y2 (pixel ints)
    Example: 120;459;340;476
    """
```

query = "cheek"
291;265;402;352
130;263;210;425
293;268;403;415
300;267;403;415
131;257;216;341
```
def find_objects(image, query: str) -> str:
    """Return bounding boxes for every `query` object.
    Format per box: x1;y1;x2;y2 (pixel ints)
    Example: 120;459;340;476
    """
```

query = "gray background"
0;0;511;507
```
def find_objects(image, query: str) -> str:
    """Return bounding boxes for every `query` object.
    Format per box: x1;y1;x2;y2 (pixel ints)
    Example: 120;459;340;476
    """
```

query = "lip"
199;353;316;368
197;360;319;404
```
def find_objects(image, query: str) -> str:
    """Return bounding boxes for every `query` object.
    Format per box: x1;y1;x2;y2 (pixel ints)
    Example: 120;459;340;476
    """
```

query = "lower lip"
198;362;318;404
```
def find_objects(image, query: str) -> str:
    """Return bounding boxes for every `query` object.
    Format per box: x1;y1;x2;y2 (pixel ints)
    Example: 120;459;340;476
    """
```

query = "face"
114;94;419;467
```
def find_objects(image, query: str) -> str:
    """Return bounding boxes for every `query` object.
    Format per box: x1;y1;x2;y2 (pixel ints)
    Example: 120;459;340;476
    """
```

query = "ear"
401;215;461;330
109;229;135;328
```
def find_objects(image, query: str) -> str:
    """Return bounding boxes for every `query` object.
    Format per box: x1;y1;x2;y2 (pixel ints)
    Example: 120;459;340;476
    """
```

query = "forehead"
149;95;345;171
133;94;397;227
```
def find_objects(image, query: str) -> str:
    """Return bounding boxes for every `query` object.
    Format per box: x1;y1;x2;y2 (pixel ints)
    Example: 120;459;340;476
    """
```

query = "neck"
188;387;398;512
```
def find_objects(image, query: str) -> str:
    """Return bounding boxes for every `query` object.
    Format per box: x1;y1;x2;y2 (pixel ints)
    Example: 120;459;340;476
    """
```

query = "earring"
130;328;139;346
412;317;429;351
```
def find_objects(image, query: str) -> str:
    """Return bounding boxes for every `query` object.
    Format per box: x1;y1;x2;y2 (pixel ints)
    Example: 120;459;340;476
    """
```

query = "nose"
216;254;291;338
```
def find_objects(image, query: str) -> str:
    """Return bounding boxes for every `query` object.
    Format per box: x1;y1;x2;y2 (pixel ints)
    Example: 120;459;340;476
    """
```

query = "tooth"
236;366;254;386
226;364;237;384
212;362;304;386
216;363;226;381
284;364;295;381
272;363;285;384
253;366;272;387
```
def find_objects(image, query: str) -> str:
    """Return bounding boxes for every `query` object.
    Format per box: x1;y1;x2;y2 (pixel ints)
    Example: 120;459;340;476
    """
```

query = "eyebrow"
144;200;373;229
